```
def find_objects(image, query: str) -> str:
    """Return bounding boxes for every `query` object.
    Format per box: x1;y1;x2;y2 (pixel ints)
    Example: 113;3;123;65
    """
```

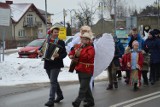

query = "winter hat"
153;29;160;35
149;30;156;37
80;25;93;35
81;32;93;40
132;40;139;47
47;26;60;35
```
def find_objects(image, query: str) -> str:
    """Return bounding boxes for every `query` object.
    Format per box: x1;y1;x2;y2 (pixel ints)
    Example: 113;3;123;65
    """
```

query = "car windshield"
65;38;73;46
27;39;45;47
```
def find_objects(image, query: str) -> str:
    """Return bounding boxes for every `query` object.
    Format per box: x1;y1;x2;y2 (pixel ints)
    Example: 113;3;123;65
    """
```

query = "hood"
19;46;40;52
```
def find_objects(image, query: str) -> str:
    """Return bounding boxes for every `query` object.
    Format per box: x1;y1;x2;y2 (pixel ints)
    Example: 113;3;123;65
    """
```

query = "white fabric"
66;32;81;52
93;33;115;78
143;31;149;40
90;76;94;91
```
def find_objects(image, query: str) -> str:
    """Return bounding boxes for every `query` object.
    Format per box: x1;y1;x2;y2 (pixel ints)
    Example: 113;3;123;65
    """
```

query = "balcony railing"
23;21;42;28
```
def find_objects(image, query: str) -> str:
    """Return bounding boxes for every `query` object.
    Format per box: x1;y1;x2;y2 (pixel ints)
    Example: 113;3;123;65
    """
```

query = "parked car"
18;39;45;58
65;36;74;46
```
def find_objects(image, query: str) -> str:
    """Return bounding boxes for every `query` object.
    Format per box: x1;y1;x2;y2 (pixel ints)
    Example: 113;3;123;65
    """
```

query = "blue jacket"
115;40;124;58
128;33;144;50
144;37;160;64
113;40;125;66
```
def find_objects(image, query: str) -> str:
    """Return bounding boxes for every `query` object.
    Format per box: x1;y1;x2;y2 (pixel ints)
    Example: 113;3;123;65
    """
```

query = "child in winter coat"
123;40;144;91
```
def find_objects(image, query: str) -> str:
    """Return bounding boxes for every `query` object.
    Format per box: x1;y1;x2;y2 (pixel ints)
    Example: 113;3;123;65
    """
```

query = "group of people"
111;27;160;92
38;25;95;107
38;25;160;107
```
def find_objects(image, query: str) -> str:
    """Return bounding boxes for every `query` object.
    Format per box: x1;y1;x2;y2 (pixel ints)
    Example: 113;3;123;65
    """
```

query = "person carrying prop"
38;26;67;107
124;40;144;91
69;32;95;107
67;25;95;91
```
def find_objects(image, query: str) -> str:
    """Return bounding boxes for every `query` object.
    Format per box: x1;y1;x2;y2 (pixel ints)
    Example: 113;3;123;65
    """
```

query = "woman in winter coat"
69;32;95;107
144;30;160;85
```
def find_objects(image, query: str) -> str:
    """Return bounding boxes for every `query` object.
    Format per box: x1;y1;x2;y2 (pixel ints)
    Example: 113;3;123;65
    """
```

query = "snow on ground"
0;52;108;86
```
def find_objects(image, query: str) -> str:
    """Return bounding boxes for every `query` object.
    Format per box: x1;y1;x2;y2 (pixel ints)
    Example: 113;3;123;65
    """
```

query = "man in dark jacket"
153;29;160;81
107;36;124;90
144;30;160;85
38;26;67;107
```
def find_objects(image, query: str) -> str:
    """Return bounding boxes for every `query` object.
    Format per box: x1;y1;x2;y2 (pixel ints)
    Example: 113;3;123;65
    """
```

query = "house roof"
38;9;53;15
0;2;10;9
10;3;46;23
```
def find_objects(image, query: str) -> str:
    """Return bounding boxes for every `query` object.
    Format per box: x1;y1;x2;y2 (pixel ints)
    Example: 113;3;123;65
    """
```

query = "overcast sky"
1;0;155;24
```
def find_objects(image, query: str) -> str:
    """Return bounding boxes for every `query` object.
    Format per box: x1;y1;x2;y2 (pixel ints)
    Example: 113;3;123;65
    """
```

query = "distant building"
0;1;54;48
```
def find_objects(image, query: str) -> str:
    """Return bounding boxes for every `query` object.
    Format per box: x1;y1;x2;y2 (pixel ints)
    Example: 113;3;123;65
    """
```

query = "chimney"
6;1;13;4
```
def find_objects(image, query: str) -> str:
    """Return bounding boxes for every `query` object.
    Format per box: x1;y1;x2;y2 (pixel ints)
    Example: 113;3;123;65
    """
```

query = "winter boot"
133;83;139;91
114;82;118;89
106;84;113;90
44;100;54;107
72;101;80;107
54;95;64;103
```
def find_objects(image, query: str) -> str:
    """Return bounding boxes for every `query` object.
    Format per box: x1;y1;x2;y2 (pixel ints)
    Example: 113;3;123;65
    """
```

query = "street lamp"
67;9;76;28
98;1;106;19
98;1;106;33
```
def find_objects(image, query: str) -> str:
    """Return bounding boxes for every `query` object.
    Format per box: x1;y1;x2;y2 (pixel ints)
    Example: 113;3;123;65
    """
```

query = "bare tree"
98;0;128;19
73;1;97;28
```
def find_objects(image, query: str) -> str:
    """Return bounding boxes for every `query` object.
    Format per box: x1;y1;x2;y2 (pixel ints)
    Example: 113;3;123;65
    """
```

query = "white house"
10;3;47;41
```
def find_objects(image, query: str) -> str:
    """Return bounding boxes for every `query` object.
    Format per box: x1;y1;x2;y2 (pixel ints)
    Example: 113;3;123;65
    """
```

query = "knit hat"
132;40;139;47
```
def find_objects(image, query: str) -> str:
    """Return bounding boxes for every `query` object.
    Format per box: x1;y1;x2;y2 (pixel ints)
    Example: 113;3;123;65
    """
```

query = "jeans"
46;69;63;101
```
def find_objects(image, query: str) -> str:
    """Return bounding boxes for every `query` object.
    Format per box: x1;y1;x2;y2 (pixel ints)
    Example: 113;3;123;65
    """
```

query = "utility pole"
67;9;76;28
99;1;106;33
114;0;117;36
45;0;48;34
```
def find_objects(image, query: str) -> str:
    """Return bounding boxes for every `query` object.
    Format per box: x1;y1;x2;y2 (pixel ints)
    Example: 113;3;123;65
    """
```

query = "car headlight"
29;49;36;53
18;50;22;53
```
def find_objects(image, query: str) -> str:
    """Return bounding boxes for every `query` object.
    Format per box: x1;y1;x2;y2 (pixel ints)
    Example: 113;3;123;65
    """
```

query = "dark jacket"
144;37;160;64
44;40;67;70
113;40;124;66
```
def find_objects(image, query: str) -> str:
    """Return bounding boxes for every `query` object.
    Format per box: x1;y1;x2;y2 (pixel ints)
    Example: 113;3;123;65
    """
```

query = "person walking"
124;41;144;91
69;32;95;107
38;26;67;107
144;30;160;85
107;35;124;90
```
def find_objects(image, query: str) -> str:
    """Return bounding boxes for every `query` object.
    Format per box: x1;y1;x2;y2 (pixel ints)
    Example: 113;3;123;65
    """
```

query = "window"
18;30;25;37
27;14;33;26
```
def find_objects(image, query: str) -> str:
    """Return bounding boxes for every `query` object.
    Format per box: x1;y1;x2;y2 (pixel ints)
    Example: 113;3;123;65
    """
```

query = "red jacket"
122;51;144;85
69;44;95;75
125;51;144;70
121;53;130;71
